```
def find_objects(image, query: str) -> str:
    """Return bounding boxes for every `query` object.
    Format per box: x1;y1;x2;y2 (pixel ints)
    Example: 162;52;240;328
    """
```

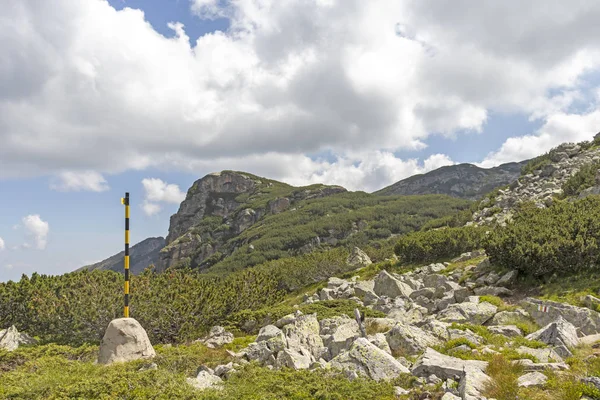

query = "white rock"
526;316;580;349
0;326;20;352
522;298;600;335
487;325;522;337
187;370;223;390
97;318;156;365
386;323;441;355
437;302;497;325
283;313;326;360
517;371;548;387
412;348;487;380
328;337;410;381
373;270;413;299
276;348;312;370
201;326;234;348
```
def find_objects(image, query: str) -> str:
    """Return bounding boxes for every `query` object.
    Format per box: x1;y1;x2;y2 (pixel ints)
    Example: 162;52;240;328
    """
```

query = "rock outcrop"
376;161;527;200
78;237;165;275
199;326;234;348
158;171;346;270
97;318;156;365
0;325;37;352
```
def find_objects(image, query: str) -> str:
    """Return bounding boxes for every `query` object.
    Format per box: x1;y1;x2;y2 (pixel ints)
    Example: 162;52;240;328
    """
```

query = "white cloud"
142;202;162;217
5;264;13;270
480;110;600;167
50;170;109;192
22;215;50;250
0;0;599;189
141;178;186;216
0;237;4;251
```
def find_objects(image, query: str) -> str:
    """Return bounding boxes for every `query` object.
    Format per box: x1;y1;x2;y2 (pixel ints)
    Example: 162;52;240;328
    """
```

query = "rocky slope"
79;237;165;275
189;250;600;398
473;136;600;225
158;171;347;271
376;161;527;200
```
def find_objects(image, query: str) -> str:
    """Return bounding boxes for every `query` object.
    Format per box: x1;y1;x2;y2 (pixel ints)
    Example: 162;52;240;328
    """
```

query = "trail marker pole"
121;192;130;318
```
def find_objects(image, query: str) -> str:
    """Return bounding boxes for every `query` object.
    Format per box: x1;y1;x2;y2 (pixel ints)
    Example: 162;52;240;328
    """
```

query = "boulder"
459;367;491;400
373;270;413;299
487;325;522;337
328;337;410;381
385;324;441;355
517;371;547;387
187;370;223;390
420;319;451;341
327;277;347;289
97;318;156;365
388;304;428;325
412;348;487;380
275;311;301;328
368;333;392;355
320;317;360;358
275;348;312;370
354;280;376;300
491;309;531;326
0;326;20;352
522;298;600;335
441;393;461;400
257;325;287;353
282;313;326;360
516;346;563;363
448;329;483;345
526;316;579;349
201;326;234;348
437;302;497;325
347;247;372;267
496;270;519;287
245;341;276;365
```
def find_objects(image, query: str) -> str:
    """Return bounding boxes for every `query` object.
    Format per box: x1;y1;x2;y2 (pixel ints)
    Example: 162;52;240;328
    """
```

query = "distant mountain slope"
79;237;165;275
375;161;528;200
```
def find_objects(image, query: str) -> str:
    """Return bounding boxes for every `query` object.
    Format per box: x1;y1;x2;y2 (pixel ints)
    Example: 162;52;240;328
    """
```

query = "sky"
2;0;600;282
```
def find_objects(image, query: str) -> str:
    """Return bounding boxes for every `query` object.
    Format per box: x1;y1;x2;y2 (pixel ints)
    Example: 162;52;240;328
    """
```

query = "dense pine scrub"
484;197;600;277
201;193;473;273
393;226;486;264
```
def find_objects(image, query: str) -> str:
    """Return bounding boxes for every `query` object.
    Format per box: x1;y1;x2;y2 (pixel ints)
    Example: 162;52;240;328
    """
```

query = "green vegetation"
483;355;525;400
394;225;486;264
207;193;472;274
484;197;600;277
561;161;600;197
0;343;398;400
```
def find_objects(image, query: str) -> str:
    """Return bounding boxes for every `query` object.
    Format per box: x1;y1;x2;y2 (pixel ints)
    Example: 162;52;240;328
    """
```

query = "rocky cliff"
159;171;347;271
376;161;527;200
473;135;600;225
79;237;165;275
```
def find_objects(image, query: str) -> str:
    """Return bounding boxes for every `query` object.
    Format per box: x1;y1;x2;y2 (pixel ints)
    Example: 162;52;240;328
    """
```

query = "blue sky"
1;0;600;282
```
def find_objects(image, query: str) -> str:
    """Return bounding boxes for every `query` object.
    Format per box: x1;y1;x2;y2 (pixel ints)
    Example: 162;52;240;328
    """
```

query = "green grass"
0;343;398;400
479;296;517;312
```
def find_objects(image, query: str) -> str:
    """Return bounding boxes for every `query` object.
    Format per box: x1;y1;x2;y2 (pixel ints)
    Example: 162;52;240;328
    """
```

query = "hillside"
10;138;600;399
376;161;527;200
158;170;472;273
78;237;165;275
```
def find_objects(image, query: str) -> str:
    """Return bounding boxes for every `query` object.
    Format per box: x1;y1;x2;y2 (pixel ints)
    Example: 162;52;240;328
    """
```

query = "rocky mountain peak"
159;171;347;271
375;161;527;200
166;171;263;244
473;136;600;225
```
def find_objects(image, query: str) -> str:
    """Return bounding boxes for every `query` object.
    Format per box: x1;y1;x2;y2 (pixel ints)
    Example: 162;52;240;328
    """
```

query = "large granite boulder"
526;316;580;349
98;318;156;365
373;270;413;299
437;302;497;325
522;298;600;335
385;323;441;355
282;313;326;360
328;338;410;381
0;326;20;352
201;326;234;348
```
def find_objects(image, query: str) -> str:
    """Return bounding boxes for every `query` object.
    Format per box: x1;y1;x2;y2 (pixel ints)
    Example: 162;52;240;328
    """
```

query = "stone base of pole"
98;318;156;365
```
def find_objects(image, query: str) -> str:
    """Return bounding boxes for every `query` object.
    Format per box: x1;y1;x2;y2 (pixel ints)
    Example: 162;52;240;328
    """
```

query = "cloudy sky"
2;0;600;281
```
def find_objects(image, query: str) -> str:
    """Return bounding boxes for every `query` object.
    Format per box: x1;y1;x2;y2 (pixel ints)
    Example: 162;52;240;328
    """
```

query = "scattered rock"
496;270;519;287
98;318;156;365
437;302;497;325
474;286;513;297
526;316;580;349
518;371;548;387
201;326;234;348
283;313;326;360
187;370;223;390
491;309;531;326
0;326;20;352
373;270;413;299
328;337;410;381
412;348;487;380
522;297;600;335
516;346;563;363
347;247;372;267
275;348;312;370
488;325;522;337
385;323;441;355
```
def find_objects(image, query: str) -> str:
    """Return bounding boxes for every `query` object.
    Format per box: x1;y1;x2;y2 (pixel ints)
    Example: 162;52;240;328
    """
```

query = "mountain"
375;161;528;200
158;170;472;273
473;136;600;225
79;237;165;275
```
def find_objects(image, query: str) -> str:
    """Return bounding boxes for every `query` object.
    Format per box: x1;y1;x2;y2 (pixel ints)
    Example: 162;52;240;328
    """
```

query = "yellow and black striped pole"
121;192;130;318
